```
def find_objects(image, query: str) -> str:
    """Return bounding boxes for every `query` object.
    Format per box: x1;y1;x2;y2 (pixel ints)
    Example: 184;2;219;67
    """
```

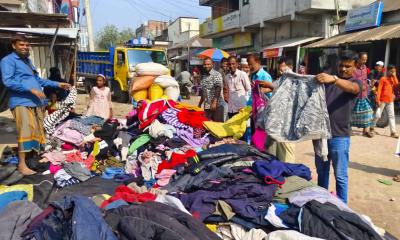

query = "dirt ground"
0;94;399;237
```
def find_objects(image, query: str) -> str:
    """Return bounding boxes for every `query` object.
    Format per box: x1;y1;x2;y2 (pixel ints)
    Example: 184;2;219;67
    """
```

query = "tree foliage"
96;25;136;50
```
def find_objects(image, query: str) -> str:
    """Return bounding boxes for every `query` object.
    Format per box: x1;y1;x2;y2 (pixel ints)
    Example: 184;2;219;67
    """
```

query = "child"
372;65;399;138
86;74;113;120
46;92;58;114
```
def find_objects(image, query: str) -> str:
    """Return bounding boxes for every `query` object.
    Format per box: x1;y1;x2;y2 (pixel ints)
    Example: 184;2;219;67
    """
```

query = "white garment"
374;102;396;133
155;195;191;215
265;204;288;228
267;230;324;240
224;69;251;113
216;224;268;240
147;119;176;139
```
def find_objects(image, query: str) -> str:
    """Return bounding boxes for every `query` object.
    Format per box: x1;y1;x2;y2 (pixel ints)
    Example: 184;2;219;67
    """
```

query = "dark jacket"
301;200;382;240
22;195;117;240
186;144;274;174
105;204;208;240
178;182;276;221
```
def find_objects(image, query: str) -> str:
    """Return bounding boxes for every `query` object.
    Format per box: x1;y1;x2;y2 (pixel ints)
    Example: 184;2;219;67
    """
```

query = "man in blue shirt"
247;54;273;97
1;35;70;175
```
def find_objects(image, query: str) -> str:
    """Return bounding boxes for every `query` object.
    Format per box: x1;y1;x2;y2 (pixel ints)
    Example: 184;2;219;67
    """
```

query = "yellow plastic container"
148;84;164;101
132;89;148;101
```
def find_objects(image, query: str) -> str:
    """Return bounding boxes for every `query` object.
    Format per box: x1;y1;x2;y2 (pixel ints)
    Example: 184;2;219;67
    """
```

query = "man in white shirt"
224;56;251;119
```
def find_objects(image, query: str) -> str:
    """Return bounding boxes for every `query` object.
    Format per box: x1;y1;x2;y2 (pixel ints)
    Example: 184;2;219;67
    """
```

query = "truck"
77;40;168;103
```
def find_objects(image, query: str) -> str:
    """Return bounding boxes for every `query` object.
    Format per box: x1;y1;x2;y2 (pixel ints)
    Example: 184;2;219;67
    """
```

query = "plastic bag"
132;89;148;102
136;62;169;76
154;75;179;88
164;86;180;101
148;84;164;101
130;76;155;94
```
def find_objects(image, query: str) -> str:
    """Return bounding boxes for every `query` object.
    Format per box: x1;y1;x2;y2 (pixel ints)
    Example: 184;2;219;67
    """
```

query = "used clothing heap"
0;97;387;240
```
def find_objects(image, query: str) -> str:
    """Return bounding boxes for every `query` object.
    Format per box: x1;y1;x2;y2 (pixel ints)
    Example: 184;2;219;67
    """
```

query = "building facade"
167;17;200;45
199;0;376;71
135;20;168;40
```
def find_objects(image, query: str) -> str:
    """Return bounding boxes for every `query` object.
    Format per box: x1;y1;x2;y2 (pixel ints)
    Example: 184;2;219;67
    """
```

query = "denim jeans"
315;136;350;203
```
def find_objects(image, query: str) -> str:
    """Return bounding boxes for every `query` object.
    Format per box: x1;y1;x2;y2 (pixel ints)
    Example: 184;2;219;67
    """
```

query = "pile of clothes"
0;94;392;239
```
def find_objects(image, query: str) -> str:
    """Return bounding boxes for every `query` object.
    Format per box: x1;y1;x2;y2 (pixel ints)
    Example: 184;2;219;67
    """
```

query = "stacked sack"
130;62;180;102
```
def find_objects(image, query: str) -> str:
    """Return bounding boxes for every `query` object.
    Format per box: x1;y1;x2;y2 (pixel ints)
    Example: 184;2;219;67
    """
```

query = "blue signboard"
345;1;384;32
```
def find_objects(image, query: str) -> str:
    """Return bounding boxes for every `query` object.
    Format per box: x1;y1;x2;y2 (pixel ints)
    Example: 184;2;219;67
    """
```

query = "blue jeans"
315;136;350;203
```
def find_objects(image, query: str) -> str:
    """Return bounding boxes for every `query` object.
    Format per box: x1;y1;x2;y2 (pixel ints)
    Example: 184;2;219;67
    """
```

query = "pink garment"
84;155;95;170
53;128;84;146
64;151;84;163
353;65;368;99
126;109;137;118
42;152;66;165
49;164;62;174
155;169;177;186
252;128;266;152
61;143;75;151
86;86;112;120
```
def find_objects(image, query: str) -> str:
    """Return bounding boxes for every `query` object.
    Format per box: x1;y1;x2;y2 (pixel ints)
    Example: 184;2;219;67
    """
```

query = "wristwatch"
333;75;339;85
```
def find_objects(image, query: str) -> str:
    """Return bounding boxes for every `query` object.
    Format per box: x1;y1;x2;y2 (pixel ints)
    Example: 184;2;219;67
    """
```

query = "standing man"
264;57;296;163
220;58;229;76
224;56;251;118
372;64;399;138
247;53;274;96
368;61;385;111
351;52;374;138
240;58;251;78
1;35;71;175
198;57;224;122
220;58;229;121
368;61;385;87
315;50;361;203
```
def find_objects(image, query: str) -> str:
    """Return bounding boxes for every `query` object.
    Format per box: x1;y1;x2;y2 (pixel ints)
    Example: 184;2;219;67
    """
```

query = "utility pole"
84;0;95;51
334;0;340;20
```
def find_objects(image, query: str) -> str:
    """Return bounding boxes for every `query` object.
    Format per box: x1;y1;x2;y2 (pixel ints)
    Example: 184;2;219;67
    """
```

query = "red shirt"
377;76;399;103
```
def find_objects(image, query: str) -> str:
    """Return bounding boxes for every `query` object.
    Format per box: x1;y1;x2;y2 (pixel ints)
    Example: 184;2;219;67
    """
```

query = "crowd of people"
0;34;398;239
196;51;399;203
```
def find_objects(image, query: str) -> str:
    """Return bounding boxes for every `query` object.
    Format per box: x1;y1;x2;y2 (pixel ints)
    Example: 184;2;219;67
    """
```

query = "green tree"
95;25;136;50
119;28;136;44
96;24;120;50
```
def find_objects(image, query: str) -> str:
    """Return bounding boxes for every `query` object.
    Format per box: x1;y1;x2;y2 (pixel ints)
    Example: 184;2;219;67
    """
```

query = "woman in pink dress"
86;74;113;119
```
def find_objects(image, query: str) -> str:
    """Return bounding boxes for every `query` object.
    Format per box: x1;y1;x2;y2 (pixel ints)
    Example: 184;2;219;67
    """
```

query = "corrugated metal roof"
0;11;70;27
263;37;322;50
383;0;400;12
0;28;78;39
169;35;212;49
305;23;400;48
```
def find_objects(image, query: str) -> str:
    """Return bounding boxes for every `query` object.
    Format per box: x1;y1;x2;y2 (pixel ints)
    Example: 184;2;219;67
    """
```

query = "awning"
306;23;400;48
0;28;78;39
0;11;70;27
263;37;323;50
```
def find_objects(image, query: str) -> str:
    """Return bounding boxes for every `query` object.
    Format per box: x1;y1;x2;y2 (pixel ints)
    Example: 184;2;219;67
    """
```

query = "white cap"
376;61;384;66
241;58;248;65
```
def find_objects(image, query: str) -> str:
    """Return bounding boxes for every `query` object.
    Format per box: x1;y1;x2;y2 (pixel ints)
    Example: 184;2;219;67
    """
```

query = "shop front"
261;37;322;76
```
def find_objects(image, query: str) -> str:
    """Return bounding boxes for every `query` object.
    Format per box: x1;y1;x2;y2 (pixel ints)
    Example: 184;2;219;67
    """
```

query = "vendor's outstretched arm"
316;73;360;95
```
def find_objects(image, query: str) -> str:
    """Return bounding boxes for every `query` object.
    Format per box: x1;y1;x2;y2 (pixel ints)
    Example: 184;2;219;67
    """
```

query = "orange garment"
377;76;399;103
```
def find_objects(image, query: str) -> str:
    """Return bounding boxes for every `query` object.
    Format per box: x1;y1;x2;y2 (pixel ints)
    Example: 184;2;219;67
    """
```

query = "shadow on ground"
349;161;400;177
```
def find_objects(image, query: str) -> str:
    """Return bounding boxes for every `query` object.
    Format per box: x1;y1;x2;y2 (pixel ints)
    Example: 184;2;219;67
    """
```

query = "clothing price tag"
99;140;108;149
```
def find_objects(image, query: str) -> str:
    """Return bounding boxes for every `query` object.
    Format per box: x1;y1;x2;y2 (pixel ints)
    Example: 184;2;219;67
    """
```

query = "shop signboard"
213;32;252;49
345;1;384;32
200;11;239;37
263;48;283;58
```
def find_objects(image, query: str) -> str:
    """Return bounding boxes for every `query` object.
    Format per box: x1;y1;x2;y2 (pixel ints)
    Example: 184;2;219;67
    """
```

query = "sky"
88;0;211;34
